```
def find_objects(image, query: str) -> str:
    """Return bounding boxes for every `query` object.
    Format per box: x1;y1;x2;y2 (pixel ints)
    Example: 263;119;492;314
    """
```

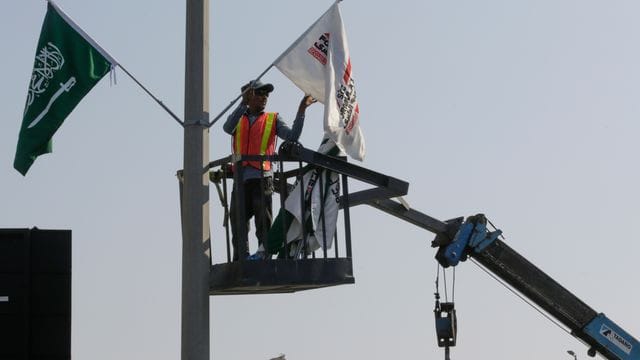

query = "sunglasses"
254;89;270;96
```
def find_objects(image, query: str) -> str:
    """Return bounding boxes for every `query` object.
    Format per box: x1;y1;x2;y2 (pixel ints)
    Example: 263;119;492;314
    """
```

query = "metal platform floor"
210;258;354;295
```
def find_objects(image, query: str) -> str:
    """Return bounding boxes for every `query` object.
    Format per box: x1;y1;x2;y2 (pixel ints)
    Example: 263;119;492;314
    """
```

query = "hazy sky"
2;1;639;359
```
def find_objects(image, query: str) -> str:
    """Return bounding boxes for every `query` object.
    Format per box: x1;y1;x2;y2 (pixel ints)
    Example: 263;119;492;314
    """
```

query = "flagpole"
208;0;342;129
181;0;210;360
117;65;184;126
207;64;273;128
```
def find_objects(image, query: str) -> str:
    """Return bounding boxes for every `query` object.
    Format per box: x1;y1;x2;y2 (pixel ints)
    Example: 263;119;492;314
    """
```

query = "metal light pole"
181;0;210;359
567;350;578;360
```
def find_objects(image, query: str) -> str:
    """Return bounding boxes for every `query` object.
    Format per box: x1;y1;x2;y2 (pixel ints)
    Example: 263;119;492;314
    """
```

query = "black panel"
0;228;71;360
30;316;71;359
31;230;72;274
31;274;71;315
0;314;26;358
0;274;26;315
0;229;28;273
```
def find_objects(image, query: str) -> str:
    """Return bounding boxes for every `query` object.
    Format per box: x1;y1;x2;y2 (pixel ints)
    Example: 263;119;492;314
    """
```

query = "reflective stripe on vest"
234;117;248;155
232;112;277;171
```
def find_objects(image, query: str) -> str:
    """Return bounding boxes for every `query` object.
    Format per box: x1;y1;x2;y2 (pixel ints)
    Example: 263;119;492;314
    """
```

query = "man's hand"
298;94;317;112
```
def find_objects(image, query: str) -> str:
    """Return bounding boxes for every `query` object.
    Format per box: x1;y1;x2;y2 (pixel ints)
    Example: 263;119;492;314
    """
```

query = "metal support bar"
279;143;409;195
365;198;449;234
345;187;406;208
341;173;353;258
221;167;231;263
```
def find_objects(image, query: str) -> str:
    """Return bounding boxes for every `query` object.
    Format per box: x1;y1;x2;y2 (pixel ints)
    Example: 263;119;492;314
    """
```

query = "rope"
442;266;448;302
469;258;572;335
435;263;456;302
435;262;441;298
452;266;456;302
435;263;456;303
487;217;507;241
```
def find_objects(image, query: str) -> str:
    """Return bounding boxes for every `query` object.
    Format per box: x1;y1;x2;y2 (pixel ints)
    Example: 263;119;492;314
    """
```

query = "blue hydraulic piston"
436;214;502;268
442;221;474;267
468;224;502;253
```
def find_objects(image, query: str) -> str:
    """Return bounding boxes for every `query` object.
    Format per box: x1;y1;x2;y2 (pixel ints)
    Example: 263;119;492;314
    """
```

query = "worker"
223;80;316;260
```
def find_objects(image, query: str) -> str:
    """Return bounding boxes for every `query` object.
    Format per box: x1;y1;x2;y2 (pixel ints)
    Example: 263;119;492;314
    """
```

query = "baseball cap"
241;80;274;93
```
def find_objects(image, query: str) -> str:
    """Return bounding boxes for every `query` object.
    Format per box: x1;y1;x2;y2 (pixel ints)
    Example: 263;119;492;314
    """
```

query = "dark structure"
0;228;71;360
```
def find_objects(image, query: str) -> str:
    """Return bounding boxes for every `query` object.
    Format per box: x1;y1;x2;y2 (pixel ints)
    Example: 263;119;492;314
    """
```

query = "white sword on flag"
28;76;76;129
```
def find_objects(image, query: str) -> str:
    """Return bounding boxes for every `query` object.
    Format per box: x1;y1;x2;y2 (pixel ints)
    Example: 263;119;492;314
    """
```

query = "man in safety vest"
223;80;316;260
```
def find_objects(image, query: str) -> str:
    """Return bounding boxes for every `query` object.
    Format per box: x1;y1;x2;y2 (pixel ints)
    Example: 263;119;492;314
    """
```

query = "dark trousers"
230;177;273;260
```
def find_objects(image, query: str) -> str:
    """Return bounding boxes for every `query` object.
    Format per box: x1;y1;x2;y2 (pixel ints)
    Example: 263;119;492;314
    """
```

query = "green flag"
14;1;115;175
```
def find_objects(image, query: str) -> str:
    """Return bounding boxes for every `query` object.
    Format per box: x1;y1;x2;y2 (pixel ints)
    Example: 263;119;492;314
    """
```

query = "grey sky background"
2;1;639;359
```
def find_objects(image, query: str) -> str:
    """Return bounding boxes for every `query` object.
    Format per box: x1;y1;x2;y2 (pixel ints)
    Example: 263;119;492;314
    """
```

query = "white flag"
274;2;365;161
283;138;341;254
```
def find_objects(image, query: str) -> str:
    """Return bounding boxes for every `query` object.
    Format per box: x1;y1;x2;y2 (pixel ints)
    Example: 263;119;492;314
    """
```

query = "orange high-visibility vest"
232;112;278;171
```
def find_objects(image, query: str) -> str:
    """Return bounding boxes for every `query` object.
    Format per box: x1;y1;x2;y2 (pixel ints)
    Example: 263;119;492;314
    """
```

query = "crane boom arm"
357;194;638;359
435;214;638;360
271;143;638;359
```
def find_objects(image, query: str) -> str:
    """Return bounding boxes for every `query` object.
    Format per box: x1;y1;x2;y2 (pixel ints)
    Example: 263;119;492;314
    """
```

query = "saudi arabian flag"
14;1;116;175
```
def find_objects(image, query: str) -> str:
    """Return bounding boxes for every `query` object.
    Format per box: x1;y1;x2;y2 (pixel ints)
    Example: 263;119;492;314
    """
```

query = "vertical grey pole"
182;0;210;359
